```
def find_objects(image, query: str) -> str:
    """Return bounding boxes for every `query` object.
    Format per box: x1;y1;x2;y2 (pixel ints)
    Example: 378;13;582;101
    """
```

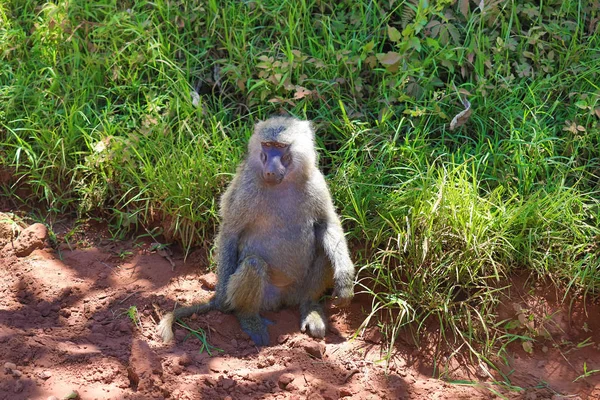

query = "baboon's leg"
226;255;271;346
299;252;333;338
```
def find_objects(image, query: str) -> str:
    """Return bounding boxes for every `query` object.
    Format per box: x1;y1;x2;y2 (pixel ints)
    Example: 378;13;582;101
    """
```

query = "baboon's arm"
214;174;247;309
214;230;240;308
319;204;355;306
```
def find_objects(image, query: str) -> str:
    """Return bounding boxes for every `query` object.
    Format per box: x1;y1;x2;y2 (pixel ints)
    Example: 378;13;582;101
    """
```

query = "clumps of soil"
0;213;49;257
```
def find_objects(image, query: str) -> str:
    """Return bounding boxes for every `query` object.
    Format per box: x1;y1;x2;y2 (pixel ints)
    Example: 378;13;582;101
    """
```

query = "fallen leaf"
377;51;401;65
365;55;377;68
293;86;313;100
563;120;577;134
449;98;472;130
458;0;469;18
376;52;401;72
190;90;200;107
522;341;533;354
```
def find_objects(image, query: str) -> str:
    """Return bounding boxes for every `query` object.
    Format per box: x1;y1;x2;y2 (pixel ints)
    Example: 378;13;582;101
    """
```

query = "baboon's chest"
239;190;317;284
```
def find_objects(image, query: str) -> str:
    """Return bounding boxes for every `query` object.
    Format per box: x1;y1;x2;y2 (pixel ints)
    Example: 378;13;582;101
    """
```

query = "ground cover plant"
1;0;599;391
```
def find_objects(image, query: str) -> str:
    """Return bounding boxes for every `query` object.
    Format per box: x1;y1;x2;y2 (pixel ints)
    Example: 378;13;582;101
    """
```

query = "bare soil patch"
0;214;598;399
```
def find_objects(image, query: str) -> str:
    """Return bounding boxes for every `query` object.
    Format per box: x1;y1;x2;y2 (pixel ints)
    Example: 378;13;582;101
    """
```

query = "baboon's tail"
157;299;215;342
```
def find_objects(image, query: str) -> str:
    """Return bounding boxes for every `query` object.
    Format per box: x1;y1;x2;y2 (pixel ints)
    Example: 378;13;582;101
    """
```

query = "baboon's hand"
332;285;354;307
239;315;272;346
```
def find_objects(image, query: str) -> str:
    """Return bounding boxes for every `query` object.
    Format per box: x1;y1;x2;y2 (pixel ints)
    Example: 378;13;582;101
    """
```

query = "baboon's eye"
275;142;286;149
263;142;272;148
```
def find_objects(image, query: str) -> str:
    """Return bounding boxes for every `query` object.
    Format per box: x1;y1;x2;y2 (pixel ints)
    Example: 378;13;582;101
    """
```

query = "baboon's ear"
294;120;315;141
254;119;266;132
304;120;316;138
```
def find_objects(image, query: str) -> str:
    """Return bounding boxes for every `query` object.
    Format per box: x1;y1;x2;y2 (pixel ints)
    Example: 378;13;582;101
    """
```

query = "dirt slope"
0;216;598;400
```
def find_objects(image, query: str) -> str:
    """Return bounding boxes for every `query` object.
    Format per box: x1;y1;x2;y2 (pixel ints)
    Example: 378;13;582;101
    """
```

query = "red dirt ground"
0;214;599;400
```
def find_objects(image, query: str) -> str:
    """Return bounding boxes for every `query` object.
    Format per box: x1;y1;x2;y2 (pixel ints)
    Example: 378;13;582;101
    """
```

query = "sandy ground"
0;214;599;400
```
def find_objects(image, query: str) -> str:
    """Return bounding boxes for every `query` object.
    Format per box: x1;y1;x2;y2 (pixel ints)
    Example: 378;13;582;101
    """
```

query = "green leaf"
414;15;428;34
409;37;422;52
425;37;440;50
505;320;520;330
402;25;414;38
388;25;401;43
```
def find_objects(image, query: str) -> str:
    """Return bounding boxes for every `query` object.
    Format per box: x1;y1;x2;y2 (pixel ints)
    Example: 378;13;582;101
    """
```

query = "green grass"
1;0;599;375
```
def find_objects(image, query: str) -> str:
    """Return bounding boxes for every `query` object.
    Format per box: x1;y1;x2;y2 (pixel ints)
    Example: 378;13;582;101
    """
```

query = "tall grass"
1;0;599;367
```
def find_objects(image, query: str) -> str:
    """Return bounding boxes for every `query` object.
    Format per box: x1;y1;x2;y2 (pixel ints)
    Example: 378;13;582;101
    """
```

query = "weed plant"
1;0;599;372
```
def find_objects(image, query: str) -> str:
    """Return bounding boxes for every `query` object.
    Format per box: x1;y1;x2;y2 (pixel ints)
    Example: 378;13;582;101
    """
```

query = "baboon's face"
260;141;292;185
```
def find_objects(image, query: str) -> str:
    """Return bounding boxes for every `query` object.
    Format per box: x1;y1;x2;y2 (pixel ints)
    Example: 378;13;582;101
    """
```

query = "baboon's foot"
300;306;326;338
238;314;272;346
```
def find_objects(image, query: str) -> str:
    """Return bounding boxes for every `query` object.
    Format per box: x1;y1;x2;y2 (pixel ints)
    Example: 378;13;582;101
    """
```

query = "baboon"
157;117;355;346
